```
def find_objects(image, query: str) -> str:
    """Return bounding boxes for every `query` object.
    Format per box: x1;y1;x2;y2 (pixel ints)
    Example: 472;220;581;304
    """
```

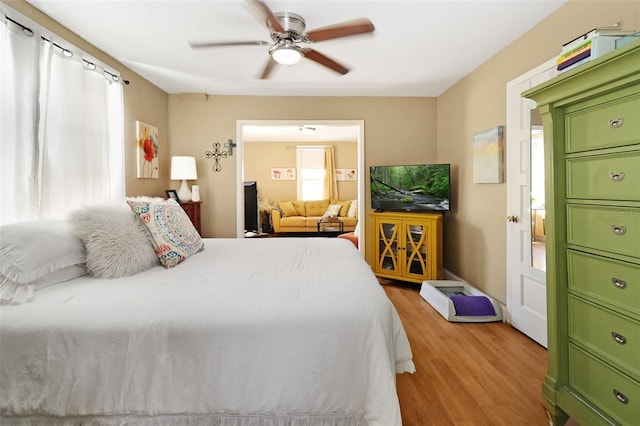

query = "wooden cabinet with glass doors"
370;212;443;283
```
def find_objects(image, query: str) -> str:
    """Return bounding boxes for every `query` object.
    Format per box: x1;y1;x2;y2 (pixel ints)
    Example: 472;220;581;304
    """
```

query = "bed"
0;201;415;426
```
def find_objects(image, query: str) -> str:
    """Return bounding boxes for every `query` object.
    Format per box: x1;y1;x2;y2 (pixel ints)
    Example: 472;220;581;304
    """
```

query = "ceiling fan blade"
245;0;285;33
189;40;270;49
302;48;350;75
259;57;277;79
306;18;375;42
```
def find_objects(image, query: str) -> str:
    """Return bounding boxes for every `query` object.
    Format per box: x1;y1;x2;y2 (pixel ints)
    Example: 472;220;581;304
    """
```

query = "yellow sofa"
271;199;358;233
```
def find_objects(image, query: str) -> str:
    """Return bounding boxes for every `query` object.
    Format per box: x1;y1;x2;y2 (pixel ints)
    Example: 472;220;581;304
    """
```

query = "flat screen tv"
370;164;451;212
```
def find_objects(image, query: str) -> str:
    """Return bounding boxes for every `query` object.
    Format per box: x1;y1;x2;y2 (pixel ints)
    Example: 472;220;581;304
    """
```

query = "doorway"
234;120;365;251
505;58;557;347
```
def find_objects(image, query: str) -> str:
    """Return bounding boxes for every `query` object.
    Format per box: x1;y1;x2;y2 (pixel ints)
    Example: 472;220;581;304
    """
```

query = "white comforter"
0;238;414;426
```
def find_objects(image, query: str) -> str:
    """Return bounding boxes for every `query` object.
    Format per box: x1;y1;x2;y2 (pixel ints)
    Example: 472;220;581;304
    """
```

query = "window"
1;6;125;225
296;147;325;200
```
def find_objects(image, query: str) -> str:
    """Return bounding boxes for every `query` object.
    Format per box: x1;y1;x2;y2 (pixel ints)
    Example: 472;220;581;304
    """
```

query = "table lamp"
171;156;198;202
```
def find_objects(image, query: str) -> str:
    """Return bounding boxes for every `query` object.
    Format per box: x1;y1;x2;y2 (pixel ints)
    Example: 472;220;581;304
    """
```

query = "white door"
505;58;557;348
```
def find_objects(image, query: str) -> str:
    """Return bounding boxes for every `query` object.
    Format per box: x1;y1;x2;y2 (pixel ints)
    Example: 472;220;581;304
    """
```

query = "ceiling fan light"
272;45;302;65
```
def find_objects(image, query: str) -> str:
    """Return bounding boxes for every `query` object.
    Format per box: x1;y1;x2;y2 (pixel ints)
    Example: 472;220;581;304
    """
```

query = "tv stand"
370;211;443;283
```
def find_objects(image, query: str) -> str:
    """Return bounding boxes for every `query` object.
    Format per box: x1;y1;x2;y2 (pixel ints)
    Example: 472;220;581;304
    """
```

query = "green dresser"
524;39;640;426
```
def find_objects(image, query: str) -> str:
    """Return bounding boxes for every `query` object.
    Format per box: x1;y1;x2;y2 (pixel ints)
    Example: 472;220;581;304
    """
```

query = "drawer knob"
612;331;627;345
613;389;629;404
611;225;627;235
609;172;625;182
612;278;628;289
609;118;624;129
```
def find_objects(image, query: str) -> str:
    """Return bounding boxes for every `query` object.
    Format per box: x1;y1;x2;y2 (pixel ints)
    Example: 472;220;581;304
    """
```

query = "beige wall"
168;96;438;241
12;0;640;305
244;141;358;204
437;0;640;303
8;0;170;199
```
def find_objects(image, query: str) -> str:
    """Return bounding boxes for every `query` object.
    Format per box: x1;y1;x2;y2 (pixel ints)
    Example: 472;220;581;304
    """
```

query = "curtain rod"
3;13;129;85
6;15;33;36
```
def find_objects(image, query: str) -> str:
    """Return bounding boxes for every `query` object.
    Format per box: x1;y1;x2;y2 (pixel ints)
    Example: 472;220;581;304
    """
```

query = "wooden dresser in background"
180;201;202;235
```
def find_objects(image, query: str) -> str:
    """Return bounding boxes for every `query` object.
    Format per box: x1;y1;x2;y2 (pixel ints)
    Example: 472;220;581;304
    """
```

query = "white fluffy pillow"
69;203;159;278
0;220;86;304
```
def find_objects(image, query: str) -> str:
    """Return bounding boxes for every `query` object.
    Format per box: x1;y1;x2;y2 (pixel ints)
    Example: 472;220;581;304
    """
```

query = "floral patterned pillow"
127;198;204;268
322;204;343;218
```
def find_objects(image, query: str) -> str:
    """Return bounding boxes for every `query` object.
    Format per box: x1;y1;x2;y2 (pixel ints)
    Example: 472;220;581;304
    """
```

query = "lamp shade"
171;156;198;202
171;156;197;180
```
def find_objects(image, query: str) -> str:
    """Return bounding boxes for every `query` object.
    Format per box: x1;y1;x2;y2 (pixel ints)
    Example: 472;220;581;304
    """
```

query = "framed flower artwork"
136;121;159;179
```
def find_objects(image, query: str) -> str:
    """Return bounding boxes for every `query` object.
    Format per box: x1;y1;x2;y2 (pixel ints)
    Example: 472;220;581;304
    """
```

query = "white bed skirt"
0;413;366;426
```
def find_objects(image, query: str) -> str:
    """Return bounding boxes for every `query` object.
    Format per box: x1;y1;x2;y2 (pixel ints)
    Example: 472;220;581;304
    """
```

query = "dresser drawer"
569;296;640;378
567;205;640;259
569;345;640;425
566;93;640;153
567;151;640;201
568;250;640;314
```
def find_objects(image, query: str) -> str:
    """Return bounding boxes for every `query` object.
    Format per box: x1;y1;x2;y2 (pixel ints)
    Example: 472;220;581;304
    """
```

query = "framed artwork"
271;168;296;180
336;169;357;181
271;168;283;180
283;168;296;180
136;121;159;179
165;189;180;202
473;126;504;184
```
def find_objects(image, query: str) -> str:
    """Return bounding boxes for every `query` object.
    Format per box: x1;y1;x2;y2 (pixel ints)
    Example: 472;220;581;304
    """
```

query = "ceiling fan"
189;0;375;79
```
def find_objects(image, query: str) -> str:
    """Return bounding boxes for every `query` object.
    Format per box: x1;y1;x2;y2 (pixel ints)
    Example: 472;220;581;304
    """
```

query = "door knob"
507;215;520;223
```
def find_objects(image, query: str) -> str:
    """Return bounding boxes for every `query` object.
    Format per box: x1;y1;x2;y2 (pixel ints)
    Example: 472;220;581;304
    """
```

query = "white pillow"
69;202;159;278
32;264;88;290
323;204;343;218
0;220;86;304
347;199;358;218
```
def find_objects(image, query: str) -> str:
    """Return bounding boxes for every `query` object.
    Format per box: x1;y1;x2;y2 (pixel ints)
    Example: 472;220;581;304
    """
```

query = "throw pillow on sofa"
347;199;358;218
278;201;298;217
330;199;351;217
339;201;351;216
323;204;342;218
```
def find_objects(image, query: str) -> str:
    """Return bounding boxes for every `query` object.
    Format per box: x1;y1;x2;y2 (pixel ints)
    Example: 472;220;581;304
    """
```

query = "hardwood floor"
383;282;551;426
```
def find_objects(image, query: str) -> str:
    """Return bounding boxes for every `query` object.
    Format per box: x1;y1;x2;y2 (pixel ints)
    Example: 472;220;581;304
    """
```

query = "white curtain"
0;10;124;225
0;17;38;224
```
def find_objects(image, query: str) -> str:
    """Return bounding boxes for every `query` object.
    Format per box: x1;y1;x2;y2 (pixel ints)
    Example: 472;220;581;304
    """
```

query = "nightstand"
180;201;202;235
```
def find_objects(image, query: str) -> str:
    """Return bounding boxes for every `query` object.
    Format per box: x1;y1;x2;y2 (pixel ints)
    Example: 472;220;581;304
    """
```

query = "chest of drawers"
525;39;640;426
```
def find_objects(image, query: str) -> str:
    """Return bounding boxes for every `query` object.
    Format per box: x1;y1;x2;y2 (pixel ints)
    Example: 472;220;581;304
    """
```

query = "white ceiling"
24;0;567;98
